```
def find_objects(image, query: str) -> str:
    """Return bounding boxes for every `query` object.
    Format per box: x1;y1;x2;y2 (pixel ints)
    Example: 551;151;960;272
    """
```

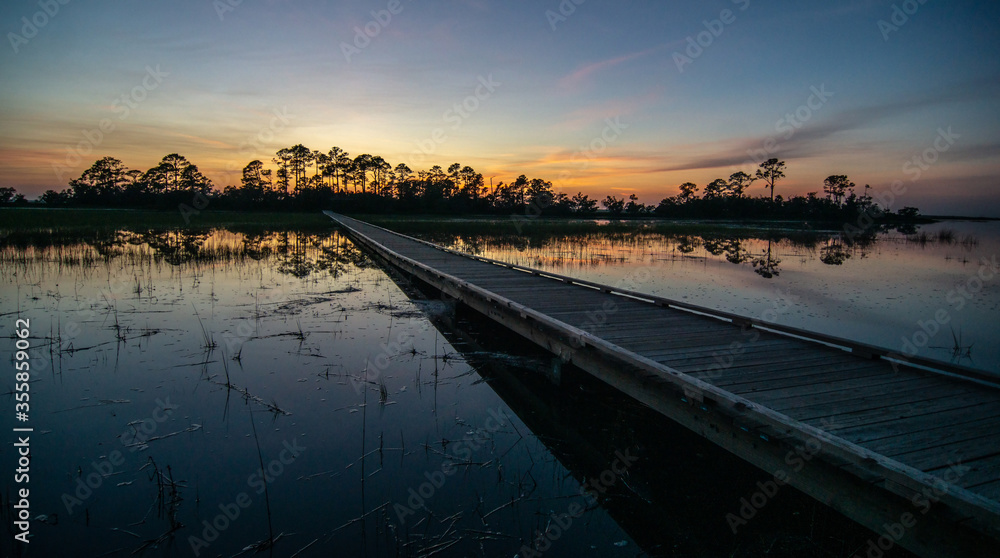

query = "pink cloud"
558;44;675;90
559;50;645;90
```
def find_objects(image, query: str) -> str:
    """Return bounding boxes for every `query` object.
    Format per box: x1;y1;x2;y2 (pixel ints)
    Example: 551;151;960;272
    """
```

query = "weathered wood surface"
327;212;1000;557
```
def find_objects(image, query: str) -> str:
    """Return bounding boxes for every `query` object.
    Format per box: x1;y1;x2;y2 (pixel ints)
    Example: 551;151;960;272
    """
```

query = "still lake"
2;216;996;557
398;218;1000;374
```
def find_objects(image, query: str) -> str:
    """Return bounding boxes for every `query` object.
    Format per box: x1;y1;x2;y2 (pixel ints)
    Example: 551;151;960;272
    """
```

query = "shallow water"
0;223;935;557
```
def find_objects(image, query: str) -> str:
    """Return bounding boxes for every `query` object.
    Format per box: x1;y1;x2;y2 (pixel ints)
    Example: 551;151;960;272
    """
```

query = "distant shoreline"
921;215;1000;222
4;206;991;221
0;206;972;233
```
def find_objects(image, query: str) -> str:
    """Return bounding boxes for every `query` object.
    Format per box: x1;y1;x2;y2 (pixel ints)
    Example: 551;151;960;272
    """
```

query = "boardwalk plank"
972;480;1000;502
782;381;973;418
710;357;889;387
602;326;752;344
892;431;1000;472
668;349;834;371
927;453;1000;490
729;365;896;397
833;404;1000;444
667;344;819;365
794;390;998;429
614;330;781;352
651;341;837;363
862;415;1000;456
655;346;840;371
717;365;894;393
750;376;945;408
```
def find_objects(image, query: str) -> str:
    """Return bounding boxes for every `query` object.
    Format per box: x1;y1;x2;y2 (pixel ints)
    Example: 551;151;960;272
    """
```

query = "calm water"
3;219;979;557
401;219;1000;375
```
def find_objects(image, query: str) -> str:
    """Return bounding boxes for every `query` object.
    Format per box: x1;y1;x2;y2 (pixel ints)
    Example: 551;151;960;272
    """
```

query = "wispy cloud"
650;77;1000;173
558;46;664;90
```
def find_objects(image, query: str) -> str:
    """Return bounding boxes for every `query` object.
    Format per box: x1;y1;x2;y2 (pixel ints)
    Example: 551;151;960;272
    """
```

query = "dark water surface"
2;221;967;557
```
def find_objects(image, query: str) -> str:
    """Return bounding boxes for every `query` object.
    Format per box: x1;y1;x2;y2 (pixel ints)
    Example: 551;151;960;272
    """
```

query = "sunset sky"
2;0;998;215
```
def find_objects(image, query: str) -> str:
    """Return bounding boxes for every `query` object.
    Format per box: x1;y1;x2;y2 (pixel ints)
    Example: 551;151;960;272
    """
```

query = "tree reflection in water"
676;235;700;254
3;222;959;286
241;232;272;261
316;234;374;278
1;228;376;280
751;239;781;279
820;240;851;266
139;230;210;265
704;238;750;265
276;232;316;278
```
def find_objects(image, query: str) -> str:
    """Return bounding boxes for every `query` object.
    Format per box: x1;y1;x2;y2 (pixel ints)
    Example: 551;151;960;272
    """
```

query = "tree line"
2;146;920;222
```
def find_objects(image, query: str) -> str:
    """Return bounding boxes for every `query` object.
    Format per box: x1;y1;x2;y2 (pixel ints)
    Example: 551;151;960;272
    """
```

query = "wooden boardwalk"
326;213;1000;557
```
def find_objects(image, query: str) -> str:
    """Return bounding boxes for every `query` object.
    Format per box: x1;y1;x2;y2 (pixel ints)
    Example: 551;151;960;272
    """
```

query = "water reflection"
379;219;998;372
751;239;781;278
403;223;915;280
4;221;939;283
820;239;851;266
392;220;991;288
676;234;700;254
1;228;374;279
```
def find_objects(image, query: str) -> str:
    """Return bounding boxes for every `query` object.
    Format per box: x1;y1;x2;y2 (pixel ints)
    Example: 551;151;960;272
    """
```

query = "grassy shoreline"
0;207;333;231
0;206;944;237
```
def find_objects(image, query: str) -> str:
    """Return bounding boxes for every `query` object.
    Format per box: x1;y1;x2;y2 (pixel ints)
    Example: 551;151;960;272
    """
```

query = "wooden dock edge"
341;213;999;388
327;212;1000;557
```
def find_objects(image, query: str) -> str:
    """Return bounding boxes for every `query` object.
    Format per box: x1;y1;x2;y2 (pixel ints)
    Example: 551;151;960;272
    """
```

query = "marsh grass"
359;214;840;236
901;229;980;251
1;229;373;301
246;399;276;549
0;207;333;232
937;228;956;243
931;328;974;361
192;305;217;350
132;456;185;553
377;376;389;405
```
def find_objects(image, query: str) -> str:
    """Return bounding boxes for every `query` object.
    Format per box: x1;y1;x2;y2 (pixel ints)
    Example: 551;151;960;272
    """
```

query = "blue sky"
2;0;998;215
